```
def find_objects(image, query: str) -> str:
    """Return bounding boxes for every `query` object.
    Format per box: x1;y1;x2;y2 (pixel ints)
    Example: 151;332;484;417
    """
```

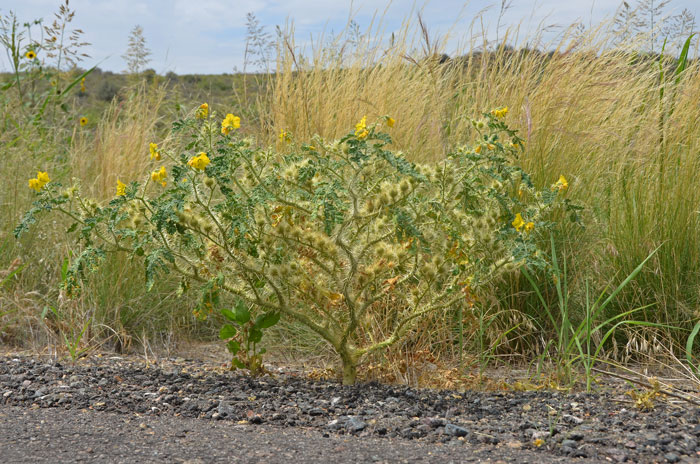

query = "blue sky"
1;0;698;74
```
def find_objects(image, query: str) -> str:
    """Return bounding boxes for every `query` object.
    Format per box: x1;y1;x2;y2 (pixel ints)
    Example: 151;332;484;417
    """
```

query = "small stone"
444;423;468;437
664;453;680;463
522;404;532;412
217;401;233;417
308;407;324;416
562;439;578;448
624;440;637;449
568;432;584;441
506;440;523;449
532;430;549;440
346;416;367;433
563;414;583;425
22;380;32;387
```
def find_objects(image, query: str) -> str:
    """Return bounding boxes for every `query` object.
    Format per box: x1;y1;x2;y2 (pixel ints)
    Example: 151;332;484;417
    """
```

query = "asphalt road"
0;406;574;463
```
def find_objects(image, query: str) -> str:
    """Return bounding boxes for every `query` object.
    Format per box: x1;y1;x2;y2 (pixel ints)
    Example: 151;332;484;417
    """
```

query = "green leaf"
254;311;281;329
227;340;241;355
221;308;238;322
249;327;263;344
233;301;251;324
231;358;246;369
219;324;237;340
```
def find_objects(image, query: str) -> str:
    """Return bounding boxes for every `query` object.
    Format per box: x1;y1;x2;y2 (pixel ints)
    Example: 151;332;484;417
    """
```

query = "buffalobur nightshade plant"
16;106;575;384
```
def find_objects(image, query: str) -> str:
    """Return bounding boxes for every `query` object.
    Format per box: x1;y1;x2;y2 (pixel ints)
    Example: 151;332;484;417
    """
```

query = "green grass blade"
686;321;700;374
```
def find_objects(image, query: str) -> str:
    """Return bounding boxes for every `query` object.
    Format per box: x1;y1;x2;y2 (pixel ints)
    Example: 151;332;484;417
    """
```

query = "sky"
1;0;698;74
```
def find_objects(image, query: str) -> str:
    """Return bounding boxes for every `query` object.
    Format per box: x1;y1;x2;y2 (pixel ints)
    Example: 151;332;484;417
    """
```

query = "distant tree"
122;25;151;74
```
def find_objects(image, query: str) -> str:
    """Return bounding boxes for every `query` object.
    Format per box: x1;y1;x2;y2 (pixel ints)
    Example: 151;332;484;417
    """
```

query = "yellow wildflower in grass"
553;175;569;192
25;50;36;60
28;171;50;192
533;438;545;447
279;129;288;142
196;103;209;119
491;107;508;118
221;113;240;135
149;143;161;161
151;166;167;186
525;222;535;233
386;117;395;128
512;213;525;232
36;171;50;185
355;115;368;139
79;116;88;126
475;145;482;154
188;152;210;170
487;143;496;150
80;77;86;92
116;179;126;196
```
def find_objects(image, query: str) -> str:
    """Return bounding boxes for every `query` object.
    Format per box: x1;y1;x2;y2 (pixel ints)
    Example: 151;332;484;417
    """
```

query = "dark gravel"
1;355;699;463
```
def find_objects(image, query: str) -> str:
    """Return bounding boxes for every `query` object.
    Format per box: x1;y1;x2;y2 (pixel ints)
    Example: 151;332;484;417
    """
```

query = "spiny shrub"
16;105;576;384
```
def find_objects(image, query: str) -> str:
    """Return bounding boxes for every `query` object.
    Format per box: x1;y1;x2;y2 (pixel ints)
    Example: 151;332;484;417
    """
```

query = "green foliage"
219;300;280;374
16;106;573;384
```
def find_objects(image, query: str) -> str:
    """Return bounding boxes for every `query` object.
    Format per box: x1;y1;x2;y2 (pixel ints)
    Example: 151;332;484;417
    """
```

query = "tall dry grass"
267;15;700;362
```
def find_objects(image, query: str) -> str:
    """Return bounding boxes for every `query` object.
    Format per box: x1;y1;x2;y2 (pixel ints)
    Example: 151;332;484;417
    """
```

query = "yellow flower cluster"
151;166;167;187
491;107;508;118
196;103;209;119
188;152;210;170
512;213;534;233
149;143;161;161
355;116;368;139
279;129;289;142
116;179;126;196
552;175;568;192
28;171;50;192
221;113;240;135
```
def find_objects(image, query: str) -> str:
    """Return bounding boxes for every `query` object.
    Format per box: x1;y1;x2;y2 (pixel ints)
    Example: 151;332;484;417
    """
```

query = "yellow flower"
116;179;126;196
149;143;161;161
355;115;368;139
221;113;240;135
36;171;50;185
386;117;395;128
553;175;569;192
475;145;482;154
28;171;50;192
28;178;42;192
491;107;508;118
25;50;36;60
525;222;535;233
196;103;209;119
279;129;288;142
512;213;525;232
151;166;167;185
533;438;545;447
188;152;210;170
79;116;88;126
487;143;496;150
80;77;86;93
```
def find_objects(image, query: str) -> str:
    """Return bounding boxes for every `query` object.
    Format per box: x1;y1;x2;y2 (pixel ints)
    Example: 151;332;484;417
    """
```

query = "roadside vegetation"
1;1;699;393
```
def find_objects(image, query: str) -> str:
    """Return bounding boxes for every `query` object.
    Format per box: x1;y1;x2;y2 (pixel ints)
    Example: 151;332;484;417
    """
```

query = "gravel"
1;355;699;463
